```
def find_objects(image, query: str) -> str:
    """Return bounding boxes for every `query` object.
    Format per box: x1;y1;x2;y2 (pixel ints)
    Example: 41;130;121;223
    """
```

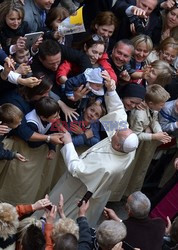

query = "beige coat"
125;107;162;195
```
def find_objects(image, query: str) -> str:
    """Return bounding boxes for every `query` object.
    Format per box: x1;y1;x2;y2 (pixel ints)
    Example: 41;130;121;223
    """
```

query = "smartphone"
27;57;33;65
45;205;52;211
122;241;135;250
25;31;44;48
78;191;93;207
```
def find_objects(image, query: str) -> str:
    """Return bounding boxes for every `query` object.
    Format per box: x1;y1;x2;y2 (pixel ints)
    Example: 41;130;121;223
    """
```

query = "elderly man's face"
111;128;132;152
35;0;54;10
112;42;132;68
136;0;157;16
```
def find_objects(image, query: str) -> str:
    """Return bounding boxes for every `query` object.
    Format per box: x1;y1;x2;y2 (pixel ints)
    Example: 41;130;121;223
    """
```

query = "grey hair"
127;191;151;219
96;220;127;250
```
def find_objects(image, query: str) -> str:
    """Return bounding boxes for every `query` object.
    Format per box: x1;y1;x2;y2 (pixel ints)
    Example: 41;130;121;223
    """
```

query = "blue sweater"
70;115;101;147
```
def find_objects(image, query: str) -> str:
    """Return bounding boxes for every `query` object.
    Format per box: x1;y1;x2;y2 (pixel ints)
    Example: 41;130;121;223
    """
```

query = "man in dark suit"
112;0;160;40
23;0;54;32
104;191;166;250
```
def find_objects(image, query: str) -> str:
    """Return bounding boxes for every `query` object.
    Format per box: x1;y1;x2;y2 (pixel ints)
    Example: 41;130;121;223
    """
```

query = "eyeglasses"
161;50;177;60
92;34;104;42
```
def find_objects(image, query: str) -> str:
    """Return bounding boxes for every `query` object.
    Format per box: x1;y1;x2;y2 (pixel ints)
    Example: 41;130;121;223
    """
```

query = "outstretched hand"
32;194;52;211
103;207;121;222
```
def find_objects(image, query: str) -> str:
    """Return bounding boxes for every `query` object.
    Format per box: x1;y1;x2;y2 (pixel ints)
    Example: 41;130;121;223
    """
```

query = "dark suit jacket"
111;0;161;41
124;216;166;250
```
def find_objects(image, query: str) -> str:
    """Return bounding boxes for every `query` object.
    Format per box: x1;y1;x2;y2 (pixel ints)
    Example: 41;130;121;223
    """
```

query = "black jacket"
0;21;30;54
111;0;161;41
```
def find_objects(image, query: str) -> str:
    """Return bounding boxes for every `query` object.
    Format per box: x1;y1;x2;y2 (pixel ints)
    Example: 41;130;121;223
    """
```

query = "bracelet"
46;135;51;143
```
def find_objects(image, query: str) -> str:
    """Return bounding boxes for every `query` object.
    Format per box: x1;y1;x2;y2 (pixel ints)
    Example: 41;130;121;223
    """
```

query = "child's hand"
18;77;41;87
47;149;56;160
53;31;63;41
136;101;147;110
15;153;28;162
153;132;172;144
0;122;9;135
142;65;152;79
70;123;84;135
15;63;32;75
85;129;94;139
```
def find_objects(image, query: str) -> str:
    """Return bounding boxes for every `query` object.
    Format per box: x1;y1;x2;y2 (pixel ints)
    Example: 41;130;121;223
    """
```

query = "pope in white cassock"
35;75;139;226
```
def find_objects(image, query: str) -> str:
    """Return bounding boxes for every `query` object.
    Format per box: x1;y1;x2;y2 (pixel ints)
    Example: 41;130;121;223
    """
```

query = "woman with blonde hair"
44;7;72;47
143;60;173;87
127;34;153;84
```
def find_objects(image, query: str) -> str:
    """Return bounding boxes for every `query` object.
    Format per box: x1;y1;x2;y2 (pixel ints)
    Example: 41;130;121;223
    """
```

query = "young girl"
143;60;173;87
44;7;71;46
69;100;106;147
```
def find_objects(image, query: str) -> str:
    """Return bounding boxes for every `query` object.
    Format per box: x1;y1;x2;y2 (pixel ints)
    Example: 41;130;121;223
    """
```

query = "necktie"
40;10;46;27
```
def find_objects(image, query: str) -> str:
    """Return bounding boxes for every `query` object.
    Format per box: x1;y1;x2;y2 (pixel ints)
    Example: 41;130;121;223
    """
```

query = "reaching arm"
60;132;86;175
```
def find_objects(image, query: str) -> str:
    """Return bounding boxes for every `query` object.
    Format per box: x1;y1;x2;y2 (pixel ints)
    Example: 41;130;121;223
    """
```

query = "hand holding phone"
25;32;44;48
78;191;93;207
46;205;53;211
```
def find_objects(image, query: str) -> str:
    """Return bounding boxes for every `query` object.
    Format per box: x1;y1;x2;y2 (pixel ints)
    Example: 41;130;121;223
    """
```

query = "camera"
128;15;147;34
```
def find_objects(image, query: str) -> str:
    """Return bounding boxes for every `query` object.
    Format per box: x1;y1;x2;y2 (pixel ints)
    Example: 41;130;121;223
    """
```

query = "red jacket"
56;52;117;85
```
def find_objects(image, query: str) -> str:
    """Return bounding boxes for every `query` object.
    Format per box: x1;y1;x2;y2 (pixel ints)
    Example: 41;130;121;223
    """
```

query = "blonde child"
130;84;171;142
125;85;172;195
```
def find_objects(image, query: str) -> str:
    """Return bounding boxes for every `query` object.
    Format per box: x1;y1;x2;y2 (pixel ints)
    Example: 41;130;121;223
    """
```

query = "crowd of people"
0;0;177;249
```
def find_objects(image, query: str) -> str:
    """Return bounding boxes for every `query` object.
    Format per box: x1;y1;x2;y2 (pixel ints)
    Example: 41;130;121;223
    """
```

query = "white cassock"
34;91;136;227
